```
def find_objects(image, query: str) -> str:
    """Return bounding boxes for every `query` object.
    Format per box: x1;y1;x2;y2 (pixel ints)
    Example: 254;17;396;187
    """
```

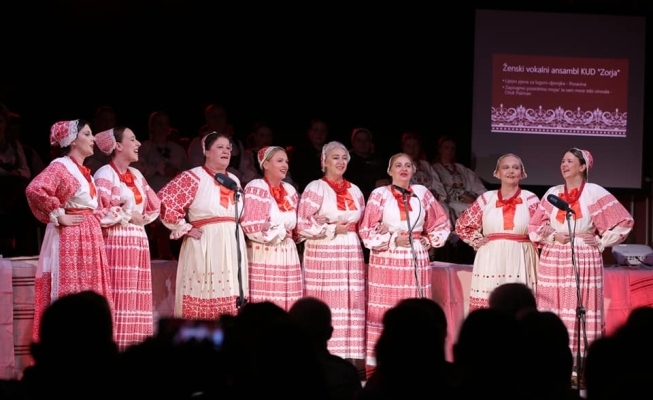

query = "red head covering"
50;120;79;147
257;146;284;169
95;129;116;155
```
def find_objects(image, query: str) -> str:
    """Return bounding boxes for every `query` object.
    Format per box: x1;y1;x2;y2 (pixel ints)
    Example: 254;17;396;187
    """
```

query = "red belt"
486;233;530;242
191;216;236;228
64;208;93;215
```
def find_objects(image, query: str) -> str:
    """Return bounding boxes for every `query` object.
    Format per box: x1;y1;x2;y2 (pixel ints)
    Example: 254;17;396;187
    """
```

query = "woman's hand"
375;223;389;235
554;232;570;244
583;235;601;248
335;222;351;235
262;217;271;232
473;236;490;250
57;214;84;226
186;227;203;240
419;236;431;249
395;232;411;247
130;211;147;226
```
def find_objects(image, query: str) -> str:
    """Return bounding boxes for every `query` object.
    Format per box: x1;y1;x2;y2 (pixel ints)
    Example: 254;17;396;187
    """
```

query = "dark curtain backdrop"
3;0;652;181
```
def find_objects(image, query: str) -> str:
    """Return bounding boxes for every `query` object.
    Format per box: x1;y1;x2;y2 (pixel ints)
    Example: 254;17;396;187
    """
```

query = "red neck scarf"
110;162;143;205
391;185;413;221
265;178;294;212
71;157;96;198
322;177;357;211
496;188;522;230
555;181;584;223
203;166;233;208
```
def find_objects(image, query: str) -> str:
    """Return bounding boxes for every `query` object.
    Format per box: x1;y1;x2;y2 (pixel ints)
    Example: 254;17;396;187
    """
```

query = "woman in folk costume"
93;127;161;349
240;146;302;311
358;153;451;371
157;132;249;318
25;120;121;341
431;136;487;227
455;153;540;311
528;148;633;361
296;141;366;360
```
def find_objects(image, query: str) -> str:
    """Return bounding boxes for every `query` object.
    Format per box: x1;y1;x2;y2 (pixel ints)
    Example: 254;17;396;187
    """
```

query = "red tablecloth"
3;258;651;377
0;257;178;379
430;262;653;362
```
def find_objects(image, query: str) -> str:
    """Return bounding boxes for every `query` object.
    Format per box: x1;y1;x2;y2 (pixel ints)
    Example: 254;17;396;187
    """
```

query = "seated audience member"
21;291;120;399
488;282;537;318
361;298;454;400
344;127;389;201
289;297;362;400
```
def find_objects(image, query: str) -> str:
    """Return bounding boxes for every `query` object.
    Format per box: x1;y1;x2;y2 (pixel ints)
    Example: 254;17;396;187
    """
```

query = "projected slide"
471;9;646;189
491;54;629;137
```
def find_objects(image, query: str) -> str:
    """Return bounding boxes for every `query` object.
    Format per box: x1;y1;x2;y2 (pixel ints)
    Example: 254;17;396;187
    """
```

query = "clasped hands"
129;211;147;226
553;232;600;247
314;215;353;235
394;230;431;249
57;214;84;226
260;218;295;240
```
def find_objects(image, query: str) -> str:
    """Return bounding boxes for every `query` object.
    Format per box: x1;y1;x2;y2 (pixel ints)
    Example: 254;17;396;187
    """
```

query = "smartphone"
157;318;224;349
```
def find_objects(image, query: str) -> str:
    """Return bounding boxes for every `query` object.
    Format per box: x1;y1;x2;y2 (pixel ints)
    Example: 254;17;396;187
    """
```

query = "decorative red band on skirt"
64;208;94;215
486;233;530;242
191;216;236;228
396;231;422;239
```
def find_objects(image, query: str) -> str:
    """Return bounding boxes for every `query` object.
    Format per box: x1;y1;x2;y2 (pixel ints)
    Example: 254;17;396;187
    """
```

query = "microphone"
393;185;417;197
547;194;575;213
215;173;241;192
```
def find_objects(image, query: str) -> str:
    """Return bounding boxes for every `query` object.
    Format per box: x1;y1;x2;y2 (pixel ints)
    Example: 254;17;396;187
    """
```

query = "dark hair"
56;119;91;156
112;126;127;143
437;135;455;148
107;126;129;158
307;118;327;132
434;135;457;164
203;131;231;153
148;110;169;131
563;147;588;181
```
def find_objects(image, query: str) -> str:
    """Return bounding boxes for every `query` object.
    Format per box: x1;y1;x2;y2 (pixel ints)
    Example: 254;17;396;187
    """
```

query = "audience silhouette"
1;286;652;399
20;291;120;399
289;297;362;400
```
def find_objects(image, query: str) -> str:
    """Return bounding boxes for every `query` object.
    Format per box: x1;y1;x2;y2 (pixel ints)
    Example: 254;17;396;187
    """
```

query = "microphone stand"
234;190;247;310
566;209;587;392
403;192;424;298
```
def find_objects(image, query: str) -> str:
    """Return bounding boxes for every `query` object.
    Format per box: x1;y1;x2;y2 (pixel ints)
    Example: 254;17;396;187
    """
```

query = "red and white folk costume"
25;120;119;341
455;188;540;310
296;142;367;359
241;146;302;311
94;128;161;349
359;184;450;366
528;149;633;358
157;167;248;319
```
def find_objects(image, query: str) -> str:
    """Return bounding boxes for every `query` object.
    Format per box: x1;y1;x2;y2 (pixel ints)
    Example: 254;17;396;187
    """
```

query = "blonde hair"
493;153;527;179
387;152;417;174
258;146;286;170
321;141;349;172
